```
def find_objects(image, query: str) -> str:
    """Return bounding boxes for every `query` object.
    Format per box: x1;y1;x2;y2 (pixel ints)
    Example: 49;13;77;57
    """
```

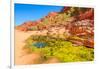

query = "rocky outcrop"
45;12;58;18
69;19;94;36
15;7;94;48
61;7;94;20
78;9;94;20
16;21;38;31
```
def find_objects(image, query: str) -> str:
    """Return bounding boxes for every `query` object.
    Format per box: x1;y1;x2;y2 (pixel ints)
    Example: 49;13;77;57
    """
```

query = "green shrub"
25;35;94;62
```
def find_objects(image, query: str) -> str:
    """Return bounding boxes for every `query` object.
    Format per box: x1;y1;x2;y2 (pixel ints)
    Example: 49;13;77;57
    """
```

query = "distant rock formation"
16;21;38;31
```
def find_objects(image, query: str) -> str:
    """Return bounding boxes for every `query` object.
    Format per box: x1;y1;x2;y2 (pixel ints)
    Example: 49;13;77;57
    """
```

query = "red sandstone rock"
83;39;94;48
79;9;94;20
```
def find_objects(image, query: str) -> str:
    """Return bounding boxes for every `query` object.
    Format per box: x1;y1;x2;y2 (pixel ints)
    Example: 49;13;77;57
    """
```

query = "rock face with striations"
66;19;94;48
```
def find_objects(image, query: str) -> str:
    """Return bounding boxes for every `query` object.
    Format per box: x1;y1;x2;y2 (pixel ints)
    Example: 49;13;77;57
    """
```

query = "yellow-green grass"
24;35;94;63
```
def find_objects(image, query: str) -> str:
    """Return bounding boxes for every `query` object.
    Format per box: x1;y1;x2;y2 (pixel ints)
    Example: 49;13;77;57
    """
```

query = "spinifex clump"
25;35;94;62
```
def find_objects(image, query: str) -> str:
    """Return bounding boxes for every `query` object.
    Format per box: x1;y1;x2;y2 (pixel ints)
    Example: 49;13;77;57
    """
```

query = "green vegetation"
25;35;94;62
28;13;73;30
63;7;89;17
